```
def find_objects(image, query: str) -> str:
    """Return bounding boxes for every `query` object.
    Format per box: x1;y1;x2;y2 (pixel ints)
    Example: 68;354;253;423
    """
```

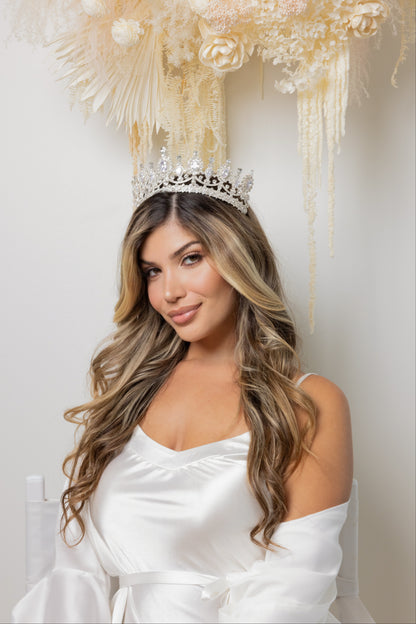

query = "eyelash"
183;252;203;266
144;252;203;279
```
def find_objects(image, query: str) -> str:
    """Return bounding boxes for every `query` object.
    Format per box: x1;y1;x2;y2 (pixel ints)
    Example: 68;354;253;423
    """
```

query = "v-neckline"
128;424;251;469
136;424;251;454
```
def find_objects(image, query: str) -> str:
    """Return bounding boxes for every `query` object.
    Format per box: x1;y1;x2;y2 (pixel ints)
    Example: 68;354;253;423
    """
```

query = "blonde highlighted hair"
61;192;315;547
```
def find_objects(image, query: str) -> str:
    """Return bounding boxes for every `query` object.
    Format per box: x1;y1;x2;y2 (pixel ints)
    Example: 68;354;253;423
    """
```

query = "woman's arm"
216;375;353;623
285;374;353;520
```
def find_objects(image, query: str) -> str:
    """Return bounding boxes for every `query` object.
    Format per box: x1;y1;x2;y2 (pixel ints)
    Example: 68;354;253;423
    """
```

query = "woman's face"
139;218;237;344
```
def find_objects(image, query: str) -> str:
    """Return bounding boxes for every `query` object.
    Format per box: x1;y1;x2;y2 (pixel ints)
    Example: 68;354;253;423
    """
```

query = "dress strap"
296;372;317;386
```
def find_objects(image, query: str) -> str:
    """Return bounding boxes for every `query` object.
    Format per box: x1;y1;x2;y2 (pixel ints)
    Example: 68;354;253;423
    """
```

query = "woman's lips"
168;303;201;325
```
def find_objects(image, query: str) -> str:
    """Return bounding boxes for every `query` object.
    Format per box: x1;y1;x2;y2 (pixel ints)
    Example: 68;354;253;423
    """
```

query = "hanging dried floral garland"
7;0;414;329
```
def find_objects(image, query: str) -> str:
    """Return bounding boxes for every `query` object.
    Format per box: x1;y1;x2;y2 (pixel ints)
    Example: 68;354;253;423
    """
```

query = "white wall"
1;20;414;624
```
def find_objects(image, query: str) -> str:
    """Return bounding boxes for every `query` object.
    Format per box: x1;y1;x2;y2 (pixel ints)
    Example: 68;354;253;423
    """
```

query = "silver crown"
132;148;254;214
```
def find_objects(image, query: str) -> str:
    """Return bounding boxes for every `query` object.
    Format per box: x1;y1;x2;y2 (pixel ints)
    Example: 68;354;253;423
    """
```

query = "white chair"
25;476;375;622
330;480;375;623
25;475;59;593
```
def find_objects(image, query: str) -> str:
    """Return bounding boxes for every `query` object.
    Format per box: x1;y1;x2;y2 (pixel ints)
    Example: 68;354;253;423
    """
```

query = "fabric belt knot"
200;576;230;600
201;570;251;602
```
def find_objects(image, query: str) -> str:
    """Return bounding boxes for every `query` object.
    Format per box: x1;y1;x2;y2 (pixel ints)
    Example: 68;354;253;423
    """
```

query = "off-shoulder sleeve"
216;502;348;624
12;501;112;624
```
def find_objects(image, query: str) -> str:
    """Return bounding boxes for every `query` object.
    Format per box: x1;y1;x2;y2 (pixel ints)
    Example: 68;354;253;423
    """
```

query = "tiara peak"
132;148;254;214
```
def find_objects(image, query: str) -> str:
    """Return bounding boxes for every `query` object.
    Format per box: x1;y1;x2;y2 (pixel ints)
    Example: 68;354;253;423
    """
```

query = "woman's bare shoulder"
297;373;350;418
284;373;353;521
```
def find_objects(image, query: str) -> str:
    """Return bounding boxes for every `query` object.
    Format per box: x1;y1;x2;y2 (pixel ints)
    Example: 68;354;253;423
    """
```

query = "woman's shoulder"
295;372;350;422
284;372;353;521
295;372;352;451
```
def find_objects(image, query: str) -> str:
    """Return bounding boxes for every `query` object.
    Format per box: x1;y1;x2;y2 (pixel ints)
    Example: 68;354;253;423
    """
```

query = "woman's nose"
163;270;186;302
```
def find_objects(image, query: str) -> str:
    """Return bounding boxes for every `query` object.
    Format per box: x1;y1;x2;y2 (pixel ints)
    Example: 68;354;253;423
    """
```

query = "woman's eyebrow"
139;240;201;265
170;240;201;259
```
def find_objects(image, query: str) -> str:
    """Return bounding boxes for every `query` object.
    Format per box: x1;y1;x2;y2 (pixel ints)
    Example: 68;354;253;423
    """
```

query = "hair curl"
61;192;316;548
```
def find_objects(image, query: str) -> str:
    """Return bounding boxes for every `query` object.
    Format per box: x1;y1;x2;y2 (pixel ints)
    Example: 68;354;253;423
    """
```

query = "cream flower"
198;20;254;72
349;1;390;38
81;0;108;18
111;19;144;48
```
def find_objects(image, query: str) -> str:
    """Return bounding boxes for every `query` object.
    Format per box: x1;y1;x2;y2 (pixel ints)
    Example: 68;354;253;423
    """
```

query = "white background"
1;17;414;624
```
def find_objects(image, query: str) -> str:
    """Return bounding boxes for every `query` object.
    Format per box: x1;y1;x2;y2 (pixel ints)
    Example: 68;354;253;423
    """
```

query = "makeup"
168;303;202;325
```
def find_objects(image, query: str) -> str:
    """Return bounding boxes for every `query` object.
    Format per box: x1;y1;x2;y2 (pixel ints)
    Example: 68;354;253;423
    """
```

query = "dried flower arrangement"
7;0;414;328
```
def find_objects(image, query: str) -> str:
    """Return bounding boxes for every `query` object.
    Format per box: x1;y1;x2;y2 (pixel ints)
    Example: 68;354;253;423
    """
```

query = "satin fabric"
12;376;349;623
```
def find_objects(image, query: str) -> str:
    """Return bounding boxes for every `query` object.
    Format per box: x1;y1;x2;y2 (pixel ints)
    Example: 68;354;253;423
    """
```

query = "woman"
13;156;353;623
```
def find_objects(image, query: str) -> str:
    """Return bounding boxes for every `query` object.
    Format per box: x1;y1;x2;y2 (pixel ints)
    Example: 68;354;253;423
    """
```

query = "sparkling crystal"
205;157;215;178
175;155;184;177
234;168;242;187
247;171;254;191
218;160;231;181
138;163;146;182
240;172;254;194
188;151;203;174
158;147;171;174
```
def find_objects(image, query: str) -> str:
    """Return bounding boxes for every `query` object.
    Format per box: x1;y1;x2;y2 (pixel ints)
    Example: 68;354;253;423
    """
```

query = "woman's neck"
184;327;237;364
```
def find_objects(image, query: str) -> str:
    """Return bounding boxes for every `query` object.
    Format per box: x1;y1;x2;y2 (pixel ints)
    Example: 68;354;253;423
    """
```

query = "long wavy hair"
61;192;316;548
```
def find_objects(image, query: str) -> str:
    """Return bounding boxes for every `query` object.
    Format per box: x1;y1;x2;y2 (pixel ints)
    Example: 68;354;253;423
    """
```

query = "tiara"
132;148;254;214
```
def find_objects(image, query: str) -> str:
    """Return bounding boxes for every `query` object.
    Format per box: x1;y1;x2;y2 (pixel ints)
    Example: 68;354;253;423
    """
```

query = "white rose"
198;20;254;72
349;1;390;38
111;19;144;47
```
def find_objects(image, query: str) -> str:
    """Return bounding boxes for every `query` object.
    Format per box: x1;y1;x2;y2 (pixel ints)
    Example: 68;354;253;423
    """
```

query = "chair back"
330;479;375;623
25;476;59;592
337;478;359;597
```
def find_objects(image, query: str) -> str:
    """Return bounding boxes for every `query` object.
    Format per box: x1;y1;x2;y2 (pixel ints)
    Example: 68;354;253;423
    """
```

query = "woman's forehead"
140;220;201;262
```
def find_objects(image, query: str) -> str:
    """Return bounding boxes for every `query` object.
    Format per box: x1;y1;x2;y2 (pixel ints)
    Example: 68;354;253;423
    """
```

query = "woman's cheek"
189;265;219;295
147;283;162;313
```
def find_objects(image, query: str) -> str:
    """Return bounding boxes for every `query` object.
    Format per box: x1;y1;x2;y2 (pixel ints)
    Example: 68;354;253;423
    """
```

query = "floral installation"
6;0;414;329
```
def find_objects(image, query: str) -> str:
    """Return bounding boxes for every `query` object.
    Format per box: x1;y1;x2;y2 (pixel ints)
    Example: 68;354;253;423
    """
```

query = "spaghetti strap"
296;372;317;386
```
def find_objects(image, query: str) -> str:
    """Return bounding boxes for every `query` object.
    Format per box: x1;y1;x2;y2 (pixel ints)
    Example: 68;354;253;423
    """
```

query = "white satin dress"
12;374;349;624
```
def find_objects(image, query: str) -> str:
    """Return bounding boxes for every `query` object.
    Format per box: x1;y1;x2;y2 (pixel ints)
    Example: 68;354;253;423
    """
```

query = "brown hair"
61;192;315;548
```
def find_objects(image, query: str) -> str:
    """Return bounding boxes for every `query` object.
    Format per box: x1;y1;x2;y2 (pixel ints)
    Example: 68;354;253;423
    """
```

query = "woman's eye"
183;252;202;266
143;252;202;278
144;267;159;279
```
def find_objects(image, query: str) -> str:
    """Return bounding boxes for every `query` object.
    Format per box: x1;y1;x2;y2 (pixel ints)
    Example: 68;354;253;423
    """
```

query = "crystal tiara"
132;148;254;214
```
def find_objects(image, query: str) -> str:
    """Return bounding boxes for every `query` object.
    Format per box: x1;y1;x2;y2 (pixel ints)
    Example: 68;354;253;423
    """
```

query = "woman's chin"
173;326;205;343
